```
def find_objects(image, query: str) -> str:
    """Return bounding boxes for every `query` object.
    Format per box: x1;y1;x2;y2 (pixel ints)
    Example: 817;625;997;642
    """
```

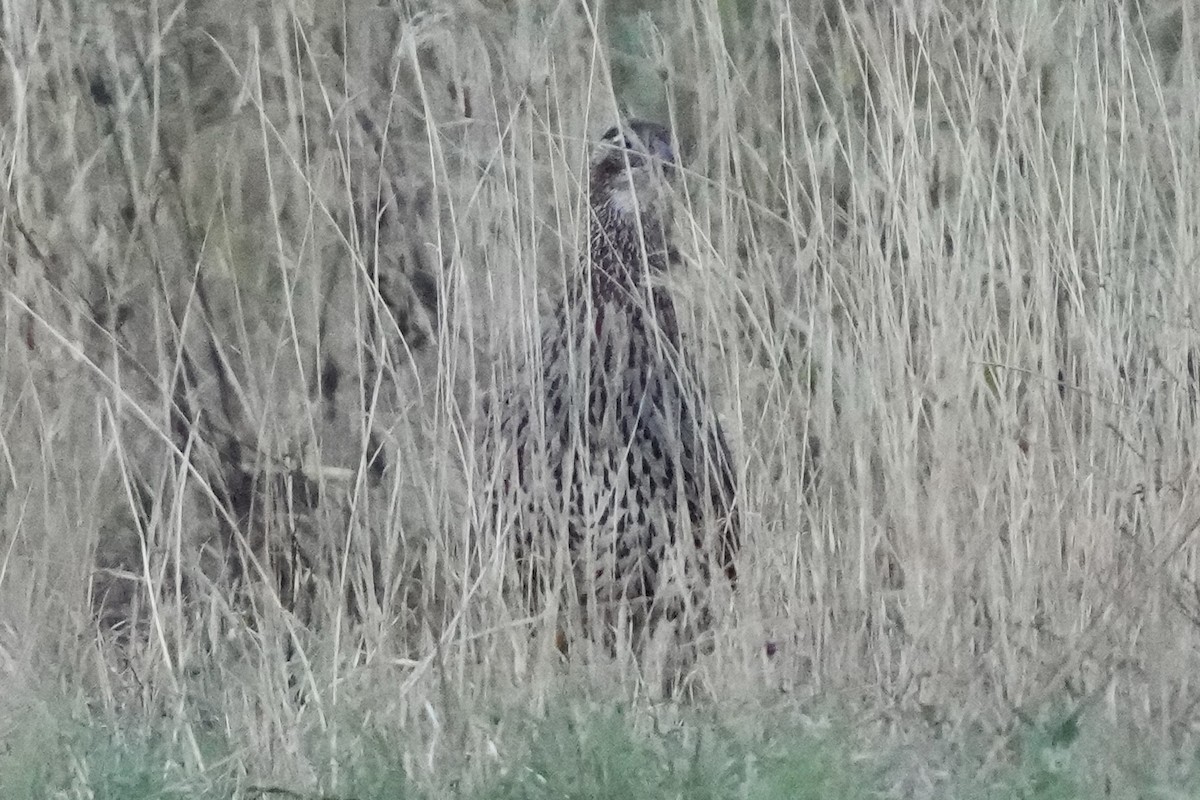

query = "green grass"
3;691;1199;799
483;706;876;800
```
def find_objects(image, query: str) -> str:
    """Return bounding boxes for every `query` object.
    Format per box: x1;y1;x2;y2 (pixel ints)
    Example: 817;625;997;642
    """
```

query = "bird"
482;120;740;668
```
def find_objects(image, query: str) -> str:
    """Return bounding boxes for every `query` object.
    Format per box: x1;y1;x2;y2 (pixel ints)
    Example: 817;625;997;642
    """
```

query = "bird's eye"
602;126;633;151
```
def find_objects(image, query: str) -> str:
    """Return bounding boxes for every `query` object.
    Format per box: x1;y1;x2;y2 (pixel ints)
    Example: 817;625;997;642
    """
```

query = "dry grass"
1;0;1198;793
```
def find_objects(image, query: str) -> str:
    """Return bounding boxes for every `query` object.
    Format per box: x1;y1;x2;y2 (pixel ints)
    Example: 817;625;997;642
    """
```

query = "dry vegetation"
1;0;1198;793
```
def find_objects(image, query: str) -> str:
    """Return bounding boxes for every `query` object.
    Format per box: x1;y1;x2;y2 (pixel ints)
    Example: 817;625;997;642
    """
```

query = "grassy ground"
2;0;1199;796
1;687;1195;798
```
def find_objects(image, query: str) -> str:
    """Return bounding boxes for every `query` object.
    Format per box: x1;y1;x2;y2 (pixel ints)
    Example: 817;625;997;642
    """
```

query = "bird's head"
588;120;677;243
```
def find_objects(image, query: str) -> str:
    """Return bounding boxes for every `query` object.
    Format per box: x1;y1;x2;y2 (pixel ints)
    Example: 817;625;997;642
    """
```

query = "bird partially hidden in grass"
482;120;740;688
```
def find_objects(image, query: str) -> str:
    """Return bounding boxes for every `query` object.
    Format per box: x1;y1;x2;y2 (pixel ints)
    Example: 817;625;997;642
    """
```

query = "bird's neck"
583;209;670;303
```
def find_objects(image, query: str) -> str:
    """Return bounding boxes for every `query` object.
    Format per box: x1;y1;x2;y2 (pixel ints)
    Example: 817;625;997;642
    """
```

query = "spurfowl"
484;120;739;659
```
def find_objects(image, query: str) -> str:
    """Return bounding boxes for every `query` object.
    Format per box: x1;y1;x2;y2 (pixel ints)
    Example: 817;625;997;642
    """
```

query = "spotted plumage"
484;120;739;653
